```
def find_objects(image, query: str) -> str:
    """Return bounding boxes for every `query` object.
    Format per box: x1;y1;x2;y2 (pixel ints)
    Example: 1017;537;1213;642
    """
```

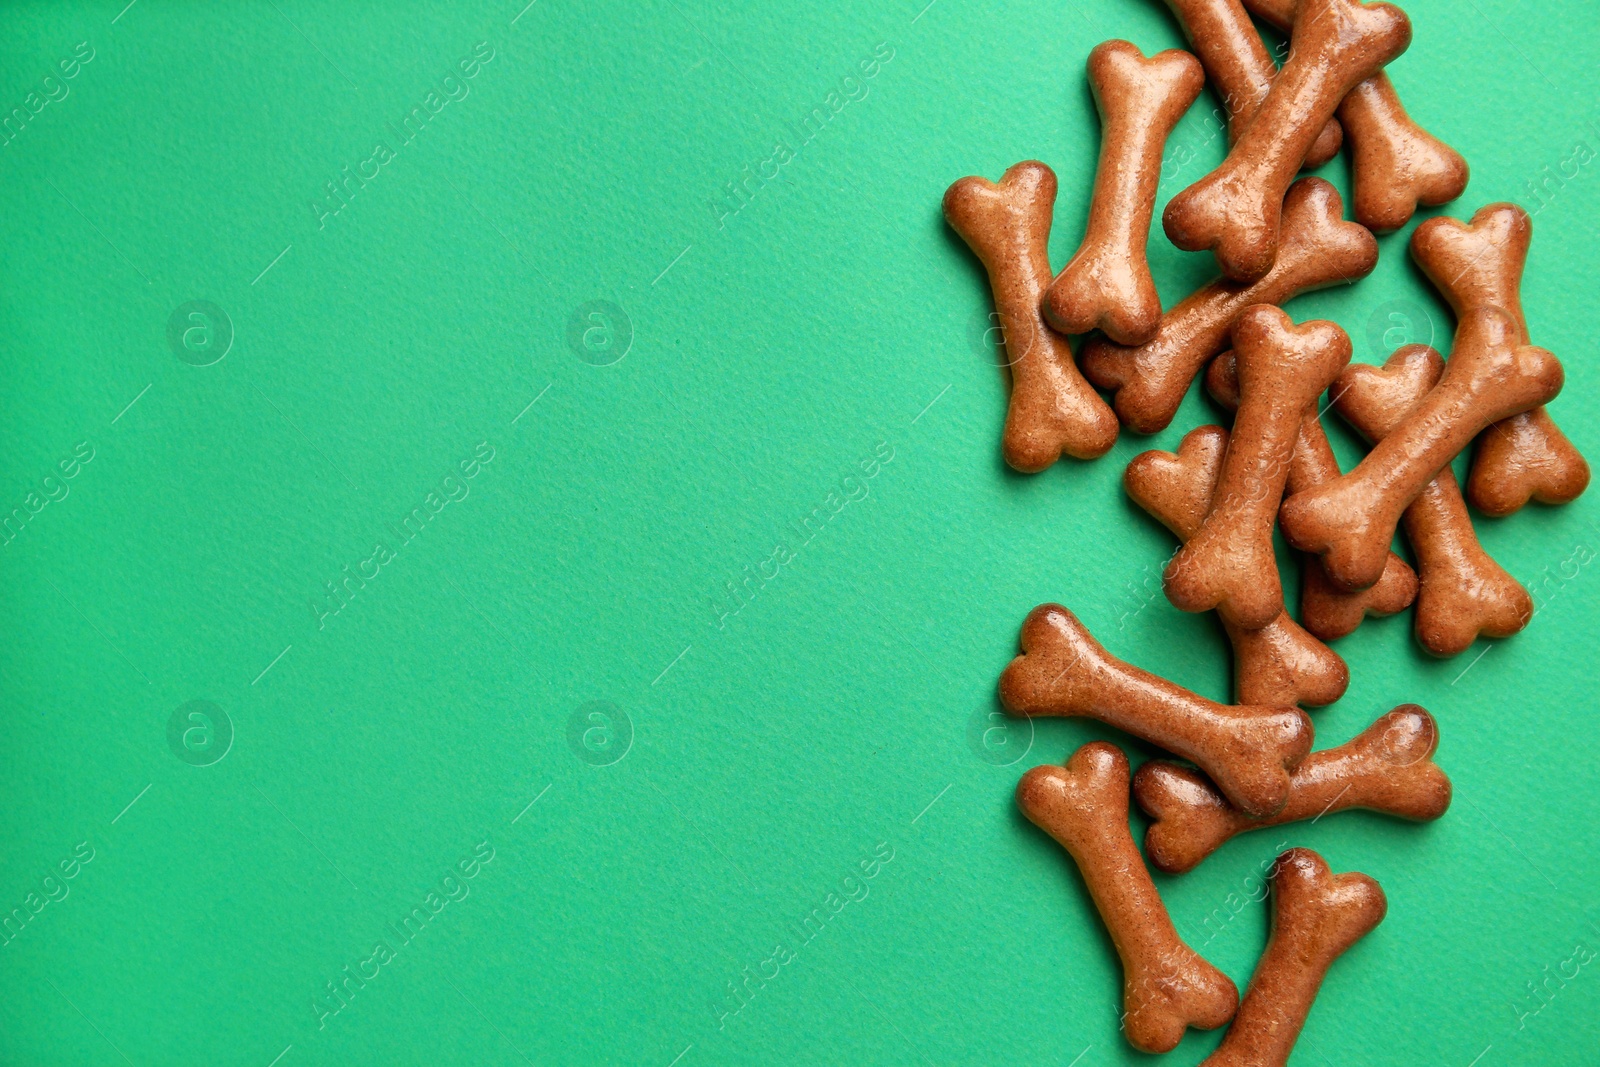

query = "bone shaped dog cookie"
1334;344;1534;655
1000;604;1313;816
1206;350;1418;639
1043;41;1203;345
1200;848;1385;1066
1163;0;1411;281
1082;177;1375;434
1156;0;1342;167
1280;306;1563;591
1126;425;1348;707
1411;202;1590;514
943;162;1120;471
1135;704;1451;873
1241;0;1468;232
1018;742;1239;1051
1337;73;1469;231
1165;307;1350;630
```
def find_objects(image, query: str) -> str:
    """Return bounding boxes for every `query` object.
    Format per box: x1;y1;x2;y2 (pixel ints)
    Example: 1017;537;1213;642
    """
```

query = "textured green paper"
1;1;1596;1064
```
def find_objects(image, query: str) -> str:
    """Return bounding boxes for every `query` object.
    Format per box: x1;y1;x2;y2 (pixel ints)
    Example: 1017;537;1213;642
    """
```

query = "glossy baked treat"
1017;742;1238;1051
1135;704;1451;873
1126;425;1348;707
999;603;1313;816
1333;344;1534;655
1164;307;1350;630
943;162;1119;471
1044;41;1204;345
1242;0;1468;231
1157;0;1342;166
1206;351;1418;639
1200;849;1386;1066
1280;307;1563;592
1081;178;1376;434
1337;73;1470;230
1411;203;1589;514
1163;0;1411;281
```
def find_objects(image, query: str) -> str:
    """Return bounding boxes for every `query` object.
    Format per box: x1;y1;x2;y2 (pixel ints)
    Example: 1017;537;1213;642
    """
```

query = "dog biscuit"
1000;604;1313;816
1136;705;1451;873
1045;41;1204;345
1200;849;1386;1065
1333;344;1534;654
1164;307;1350;629
1411;203;1589;514
944;161;1120;470
1018;742;1238;1051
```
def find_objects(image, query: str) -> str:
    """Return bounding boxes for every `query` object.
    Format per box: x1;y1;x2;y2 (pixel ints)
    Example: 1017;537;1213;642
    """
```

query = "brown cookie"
1018;742;1239;1052
943;161;1119;471
1082;177;1376;434
1044;41;1204;345
1126;425;1348;707
1135;704;1451;873
1332;344;1534;655
1200;849;1386;1066
999;604;1313;816
1165;307;1351;630
1241;0;1468;231
1280;307;1563;591
1163;0;1411;281
1411;202;1589;514
1205;350;1418;639
1157;0;1342;167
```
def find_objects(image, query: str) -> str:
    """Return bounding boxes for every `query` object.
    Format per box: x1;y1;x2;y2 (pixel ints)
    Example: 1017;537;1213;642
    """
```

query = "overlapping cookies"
944;0;1581;1059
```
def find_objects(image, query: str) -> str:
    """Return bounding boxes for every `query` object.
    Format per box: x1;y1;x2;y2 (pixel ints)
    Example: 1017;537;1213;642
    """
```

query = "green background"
2;0;1596;1063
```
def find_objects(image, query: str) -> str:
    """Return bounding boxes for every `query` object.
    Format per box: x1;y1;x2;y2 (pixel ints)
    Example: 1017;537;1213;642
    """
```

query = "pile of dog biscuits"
944;0;1585;1060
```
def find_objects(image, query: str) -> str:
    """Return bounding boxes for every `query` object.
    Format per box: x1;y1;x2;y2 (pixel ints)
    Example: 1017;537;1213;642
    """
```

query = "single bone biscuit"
1206;351;1418;638
999;604;1313;816
1163;0;1411;281
1135;704;1451;873
1467;411;1589;515
1280;307;1563;591
1126;425;1348;707
1333;344;1534;654
1297;554;1417;641
1043;41;1204;345
1157;0;1343;167
943;162;1120;471
1411;203;1590;514
1200;848;1385;1066
1082;177;1375;434
1337;74;1469;231
1017;742;1239;1051
1241;0;1468;232
1165;307;1350;630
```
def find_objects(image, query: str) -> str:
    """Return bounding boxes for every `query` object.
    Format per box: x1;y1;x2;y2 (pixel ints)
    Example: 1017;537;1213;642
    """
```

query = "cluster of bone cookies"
945;0;1586;1060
